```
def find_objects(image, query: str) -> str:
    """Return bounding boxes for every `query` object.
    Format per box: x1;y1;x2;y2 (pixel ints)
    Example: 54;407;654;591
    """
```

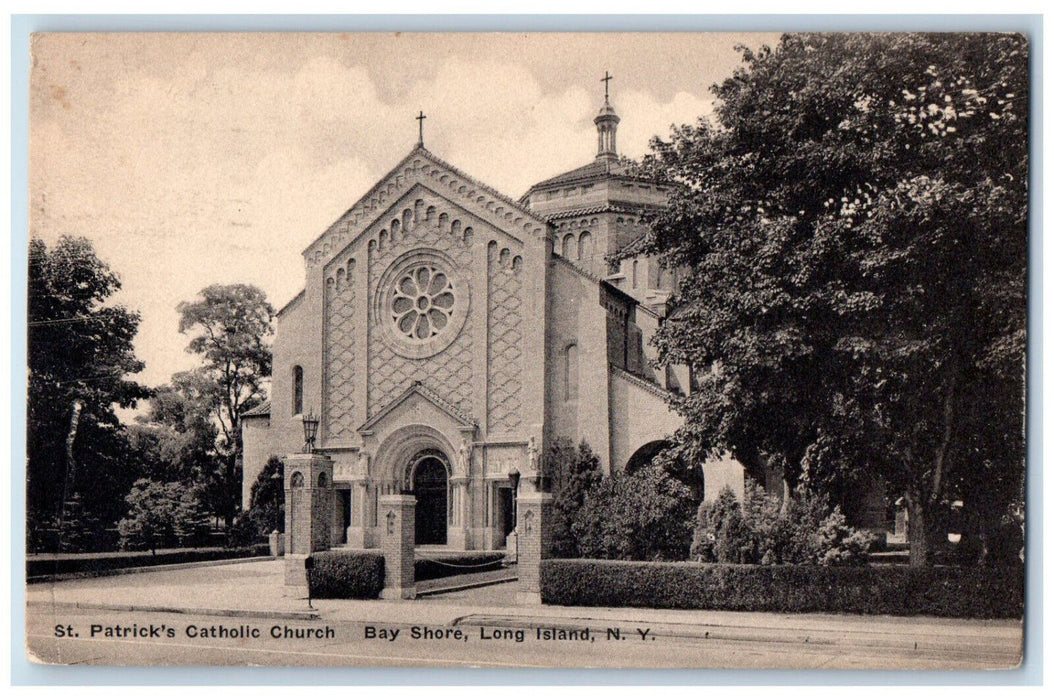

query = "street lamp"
302;409;320;453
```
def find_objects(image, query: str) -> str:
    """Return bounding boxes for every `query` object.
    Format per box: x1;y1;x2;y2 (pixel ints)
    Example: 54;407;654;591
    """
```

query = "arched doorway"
409;450;449;545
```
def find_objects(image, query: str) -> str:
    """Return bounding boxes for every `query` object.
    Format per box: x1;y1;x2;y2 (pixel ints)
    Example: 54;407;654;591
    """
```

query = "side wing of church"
241;94;857;552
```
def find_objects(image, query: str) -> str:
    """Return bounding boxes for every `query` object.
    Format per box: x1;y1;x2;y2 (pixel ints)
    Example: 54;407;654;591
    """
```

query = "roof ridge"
610;365;676;401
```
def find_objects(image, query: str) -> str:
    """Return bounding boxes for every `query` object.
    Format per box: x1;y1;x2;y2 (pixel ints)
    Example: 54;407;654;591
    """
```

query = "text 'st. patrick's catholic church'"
242;82;765;551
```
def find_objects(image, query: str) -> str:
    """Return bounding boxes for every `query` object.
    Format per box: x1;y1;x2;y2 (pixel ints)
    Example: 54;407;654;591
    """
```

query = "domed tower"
520;72;672;298
594;74;620;162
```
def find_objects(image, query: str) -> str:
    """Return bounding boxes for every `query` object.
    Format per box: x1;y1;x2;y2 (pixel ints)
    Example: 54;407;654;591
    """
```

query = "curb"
27;599;319;621
26;556;276;584
417;575;518;597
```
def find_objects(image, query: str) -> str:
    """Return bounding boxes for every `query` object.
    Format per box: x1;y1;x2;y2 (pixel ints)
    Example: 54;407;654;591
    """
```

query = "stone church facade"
242;94;761;551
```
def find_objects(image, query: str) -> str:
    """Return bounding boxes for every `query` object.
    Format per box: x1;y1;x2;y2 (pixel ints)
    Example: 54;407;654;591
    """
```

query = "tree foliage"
176;284;274;525
634;33;1028;565
27;236;150;546
691;483;872;566
546;438;603;557
572;464;696;561
245;456;285;538
116;478;210;553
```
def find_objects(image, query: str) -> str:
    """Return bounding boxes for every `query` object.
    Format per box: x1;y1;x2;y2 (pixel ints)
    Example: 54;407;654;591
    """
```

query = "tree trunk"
905;492;940;567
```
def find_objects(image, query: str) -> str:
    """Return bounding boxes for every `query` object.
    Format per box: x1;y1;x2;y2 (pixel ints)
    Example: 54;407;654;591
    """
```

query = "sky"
29;32;781;389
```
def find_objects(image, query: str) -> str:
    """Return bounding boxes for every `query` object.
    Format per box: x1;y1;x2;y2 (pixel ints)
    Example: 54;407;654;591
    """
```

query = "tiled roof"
544;201;663;222
529;159;630;190
243;401;271;417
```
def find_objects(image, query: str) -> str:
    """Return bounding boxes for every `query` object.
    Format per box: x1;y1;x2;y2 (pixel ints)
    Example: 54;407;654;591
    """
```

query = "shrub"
573;464;696;561
117;479;210;552
547;438;603;557
306;550;385;599
414;553;506;582
540;559;1024;618
246;456;285;537
691;482;873;566
27;545;270;580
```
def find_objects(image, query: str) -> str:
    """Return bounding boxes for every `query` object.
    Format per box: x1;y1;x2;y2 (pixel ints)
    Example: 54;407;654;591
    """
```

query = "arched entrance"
408;449;449;545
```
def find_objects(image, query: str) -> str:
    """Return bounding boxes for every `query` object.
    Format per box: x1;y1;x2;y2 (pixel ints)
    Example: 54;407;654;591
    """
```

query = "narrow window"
578;232;592;261
562;233;575;259
292;365;303;415
564;343;579;401
632;259;639;288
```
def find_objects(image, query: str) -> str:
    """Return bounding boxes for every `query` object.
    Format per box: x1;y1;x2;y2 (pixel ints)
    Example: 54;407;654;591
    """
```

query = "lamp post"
302;409;320;453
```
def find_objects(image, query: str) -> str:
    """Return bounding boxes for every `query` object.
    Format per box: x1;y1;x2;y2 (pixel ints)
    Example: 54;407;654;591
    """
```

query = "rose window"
390;265;457;342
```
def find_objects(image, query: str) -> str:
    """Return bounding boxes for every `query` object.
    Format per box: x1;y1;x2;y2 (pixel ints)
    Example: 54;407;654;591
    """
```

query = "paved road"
26;605;1021;670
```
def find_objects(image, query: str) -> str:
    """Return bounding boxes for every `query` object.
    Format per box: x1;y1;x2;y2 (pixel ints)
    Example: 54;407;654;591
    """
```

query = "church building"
242;86;749;550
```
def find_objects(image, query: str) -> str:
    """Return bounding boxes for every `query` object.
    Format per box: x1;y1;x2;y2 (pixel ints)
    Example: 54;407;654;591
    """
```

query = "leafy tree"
246;456;285;537
27;236;150;549
546;438;603;557
117;479;209;552
633;33;1027;565
176;284;274;527
126;386;224;508
573;464;696;561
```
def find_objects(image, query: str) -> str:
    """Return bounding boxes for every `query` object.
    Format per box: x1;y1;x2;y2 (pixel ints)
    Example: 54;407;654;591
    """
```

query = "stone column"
379;494;416;600
283;453;333;598
448;476;470;549
516;491;553;605
346;479;371;548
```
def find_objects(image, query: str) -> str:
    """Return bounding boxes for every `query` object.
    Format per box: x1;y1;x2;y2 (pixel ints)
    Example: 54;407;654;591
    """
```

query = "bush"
415;553;506;582
540;559;1024;618
573;464;696;561
547;438;603;557
117;479;210;552
306;551;385;599
691;482;873;566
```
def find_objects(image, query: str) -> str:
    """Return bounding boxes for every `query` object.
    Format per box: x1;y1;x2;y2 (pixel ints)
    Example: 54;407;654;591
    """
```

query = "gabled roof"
358;381;476;433
303;146;551;268
276;290;305;318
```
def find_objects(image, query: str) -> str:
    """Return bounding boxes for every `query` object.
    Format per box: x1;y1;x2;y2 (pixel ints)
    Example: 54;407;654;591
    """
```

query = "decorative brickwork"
367;200;476;419
516;492;553;605
324;264;357;443
487;242;524;432
379;494;416;600
283;454;334;598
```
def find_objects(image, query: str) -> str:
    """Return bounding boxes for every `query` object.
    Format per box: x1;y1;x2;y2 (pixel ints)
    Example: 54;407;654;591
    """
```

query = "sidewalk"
25;557;1022;654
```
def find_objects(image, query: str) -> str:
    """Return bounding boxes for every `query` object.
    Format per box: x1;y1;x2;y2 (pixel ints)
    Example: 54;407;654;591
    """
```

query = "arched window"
578;232;592;261
292;365;303;415
562;233;575;259
564;343;579;401
632;259;639;288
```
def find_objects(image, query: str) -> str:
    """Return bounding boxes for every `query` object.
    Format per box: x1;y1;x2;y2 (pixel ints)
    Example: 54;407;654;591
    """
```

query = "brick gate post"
379;493;416;600
283;453;333;598
515;491;553;605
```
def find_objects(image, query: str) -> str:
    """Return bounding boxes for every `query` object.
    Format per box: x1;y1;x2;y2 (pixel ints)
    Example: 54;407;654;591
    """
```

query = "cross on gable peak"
416;110;427;147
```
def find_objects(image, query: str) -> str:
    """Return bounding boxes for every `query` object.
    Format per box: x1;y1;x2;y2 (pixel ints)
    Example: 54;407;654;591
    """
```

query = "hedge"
306;550;385;599
26;545;271;580
415;552;506;582
540;559;1024;619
